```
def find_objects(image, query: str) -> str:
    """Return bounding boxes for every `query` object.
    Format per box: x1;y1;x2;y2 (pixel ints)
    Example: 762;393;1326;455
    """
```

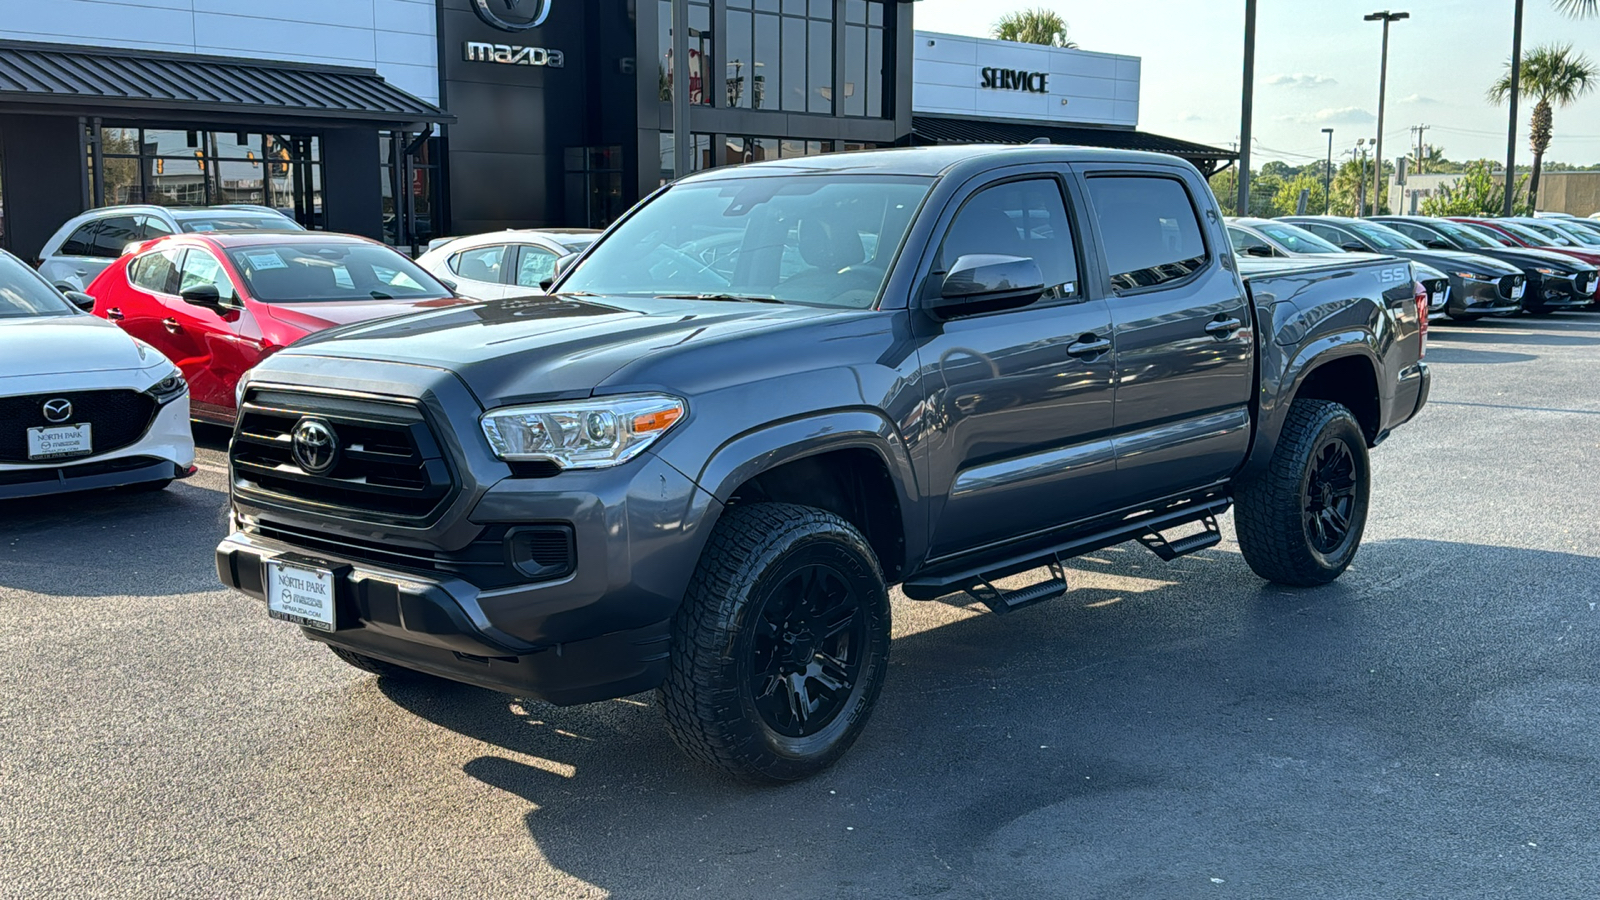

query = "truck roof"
681;144;1199;181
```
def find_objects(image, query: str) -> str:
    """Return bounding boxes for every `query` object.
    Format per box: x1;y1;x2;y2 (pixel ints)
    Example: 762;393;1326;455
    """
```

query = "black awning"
912;115;1234;162
0;40;451;127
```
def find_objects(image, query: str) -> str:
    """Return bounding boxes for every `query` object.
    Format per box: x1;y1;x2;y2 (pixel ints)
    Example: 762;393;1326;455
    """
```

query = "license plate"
266;561;338;632
1511;282;1526;299
27;423;91;460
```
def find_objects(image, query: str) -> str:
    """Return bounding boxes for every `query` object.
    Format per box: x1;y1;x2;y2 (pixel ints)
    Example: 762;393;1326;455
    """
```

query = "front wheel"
659;503;891;783
1234;399;1371;586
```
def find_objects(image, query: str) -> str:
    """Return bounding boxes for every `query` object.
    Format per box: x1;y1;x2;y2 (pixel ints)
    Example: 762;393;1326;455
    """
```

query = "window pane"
140;216;174;239
940;179;1079;296
1085;177;1207;291
89;216;140;258
451;245;508;282
866;26;883;118
689;1;711;105
809;0;831;17
867;0;883;26
727;9;753;108
61;224;97;257
658;0;673;101
782;16;806;111
755;0;777;10
843;24;866;116
753;13;779;109
846;0;866;23
178;249;239;303
782;0;804;13
515;246;560;287
129;248;181;294
808;19;831;113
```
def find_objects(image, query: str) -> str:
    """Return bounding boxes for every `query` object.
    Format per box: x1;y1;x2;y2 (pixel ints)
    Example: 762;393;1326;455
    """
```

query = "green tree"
992;7;1078;48
1419;160;1530;216
1489;43;1598;210
1272;170;1328;216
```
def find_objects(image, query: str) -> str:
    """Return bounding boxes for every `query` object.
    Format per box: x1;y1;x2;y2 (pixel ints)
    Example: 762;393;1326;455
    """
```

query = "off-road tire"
1235;399;1371;586
658;502;891;783
328;646;433;682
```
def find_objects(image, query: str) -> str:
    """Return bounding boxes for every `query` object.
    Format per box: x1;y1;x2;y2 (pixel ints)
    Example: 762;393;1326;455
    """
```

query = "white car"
38;204;302;293
0;249;195;499
415;229;600;300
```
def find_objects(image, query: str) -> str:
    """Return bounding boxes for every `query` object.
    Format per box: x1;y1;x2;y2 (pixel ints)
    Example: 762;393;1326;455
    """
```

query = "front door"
163;248;258;417
917;172;1119;559
1078;168;1255;504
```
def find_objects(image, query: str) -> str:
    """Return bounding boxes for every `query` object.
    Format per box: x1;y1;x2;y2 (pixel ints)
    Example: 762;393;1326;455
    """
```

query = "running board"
1136;514;1222;561
961;561;1069;615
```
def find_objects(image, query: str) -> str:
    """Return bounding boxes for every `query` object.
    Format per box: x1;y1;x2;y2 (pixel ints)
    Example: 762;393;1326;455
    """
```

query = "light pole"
1503;0;1525;216
1237;0;1258;218
1364;10;1408;217
1322;127;1335;214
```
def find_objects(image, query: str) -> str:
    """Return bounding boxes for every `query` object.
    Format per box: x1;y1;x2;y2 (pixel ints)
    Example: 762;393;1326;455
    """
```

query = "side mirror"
180;283;223;309
927;254;1045;319
542;252;581;292
62;290;96;312
1244;244;1275;257
438;277;458;292
1424;240;1452;250
1340;241;1367;253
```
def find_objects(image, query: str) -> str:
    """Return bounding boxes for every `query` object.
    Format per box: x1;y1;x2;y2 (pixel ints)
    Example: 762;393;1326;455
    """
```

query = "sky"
915;0;1600;168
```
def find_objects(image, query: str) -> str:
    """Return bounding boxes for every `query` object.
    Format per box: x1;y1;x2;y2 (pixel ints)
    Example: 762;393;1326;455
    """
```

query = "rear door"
510;243;563;294
1078;167;1254;504
115;246;185;350
448;243;511;300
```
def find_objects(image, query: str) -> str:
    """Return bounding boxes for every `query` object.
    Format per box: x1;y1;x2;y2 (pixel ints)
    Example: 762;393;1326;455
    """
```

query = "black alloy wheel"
749;563;866;738
1301;437;1359;556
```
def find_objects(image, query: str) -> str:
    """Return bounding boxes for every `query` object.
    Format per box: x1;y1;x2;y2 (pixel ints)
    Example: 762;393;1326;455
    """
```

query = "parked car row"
1225;214;1599;321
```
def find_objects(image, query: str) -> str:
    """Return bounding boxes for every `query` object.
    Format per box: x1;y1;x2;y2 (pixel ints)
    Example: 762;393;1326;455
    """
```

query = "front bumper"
1448;275;1522;317
0;388;194;499
1527;273;1595;311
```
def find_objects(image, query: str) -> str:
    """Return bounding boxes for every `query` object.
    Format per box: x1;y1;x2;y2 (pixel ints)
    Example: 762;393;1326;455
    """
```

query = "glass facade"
565;146;627;228
659;0;713;105
841;0;886;117
379;133;443;248
90;126;323;227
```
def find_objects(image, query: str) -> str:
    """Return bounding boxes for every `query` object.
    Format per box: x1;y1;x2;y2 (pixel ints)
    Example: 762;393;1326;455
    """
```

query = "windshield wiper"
654;293;783;304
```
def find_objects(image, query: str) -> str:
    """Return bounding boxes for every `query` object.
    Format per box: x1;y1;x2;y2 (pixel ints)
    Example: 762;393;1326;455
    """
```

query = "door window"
140;216;175;240
60;222;100;257
514;246;561;287
1227;227;1272;255
450;245;508;283
938;178;1079;297
89;216;142;258
128;248;183;294
177;249;240;304
1084;176;1207;291
1299;222;1349;245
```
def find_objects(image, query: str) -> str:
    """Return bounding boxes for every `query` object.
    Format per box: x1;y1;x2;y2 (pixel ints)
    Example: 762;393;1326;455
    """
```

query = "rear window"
176;212;303;233
1085;176;1208;290
224;243;452;303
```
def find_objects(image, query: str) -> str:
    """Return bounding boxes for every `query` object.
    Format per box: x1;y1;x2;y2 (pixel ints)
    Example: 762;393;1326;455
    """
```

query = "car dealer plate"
27;423;91;460
266;561;338;632
1512;281;1526;299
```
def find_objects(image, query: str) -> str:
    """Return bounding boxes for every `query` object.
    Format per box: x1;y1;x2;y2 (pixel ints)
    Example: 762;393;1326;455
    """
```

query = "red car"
87;232;468;423
1447;217;1600;268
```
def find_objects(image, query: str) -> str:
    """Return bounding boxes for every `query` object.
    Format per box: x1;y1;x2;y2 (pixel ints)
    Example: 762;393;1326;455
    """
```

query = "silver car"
415;229;600;300
1226;217;1451;317
38;205;301;292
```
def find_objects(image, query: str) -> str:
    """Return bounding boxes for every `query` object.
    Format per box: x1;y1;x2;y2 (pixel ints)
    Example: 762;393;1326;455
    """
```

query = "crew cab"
215;146;1429;782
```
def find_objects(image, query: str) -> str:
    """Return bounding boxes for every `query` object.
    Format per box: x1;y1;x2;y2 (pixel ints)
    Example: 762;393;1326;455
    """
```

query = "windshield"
1257;222;1342;253
0;251;76;318
1348;221;1425;250
224;242;453;303
559;175;933;308
1545;221;1600;247
1426;219;1499;249
177;211;303;233
1498;220;1560;246
1518;221;1576;245
1456;221;1519;247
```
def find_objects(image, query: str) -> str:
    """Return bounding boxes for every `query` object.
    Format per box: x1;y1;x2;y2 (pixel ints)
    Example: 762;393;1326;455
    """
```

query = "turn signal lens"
633;406;683;434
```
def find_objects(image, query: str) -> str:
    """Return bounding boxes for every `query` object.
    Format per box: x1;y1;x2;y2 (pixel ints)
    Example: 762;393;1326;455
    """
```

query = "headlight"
1535;267;1557;275
1451;271;1487;281
480;394;686;469
145;370;187;403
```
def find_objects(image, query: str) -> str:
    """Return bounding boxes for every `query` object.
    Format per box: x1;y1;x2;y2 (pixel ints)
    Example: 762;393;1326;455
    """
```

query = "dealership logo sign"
981;67;1049;94
465;42;565;66
472;0;552;32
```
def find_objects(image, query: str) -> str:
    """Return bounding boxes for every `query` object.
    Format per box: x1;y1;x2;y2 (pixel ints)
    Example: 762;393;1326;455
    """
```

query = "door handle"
163;317;182;334
74;268;88;276
106;307;124;321
1065;335;1112;359
1205;316;1244;338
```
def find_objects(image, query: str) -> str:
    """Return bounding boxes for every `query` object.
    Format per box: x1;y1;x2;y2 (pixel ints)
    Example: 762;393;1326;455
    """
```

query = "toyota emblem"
42;398;73;423
472;0;552;31
290;417;340;475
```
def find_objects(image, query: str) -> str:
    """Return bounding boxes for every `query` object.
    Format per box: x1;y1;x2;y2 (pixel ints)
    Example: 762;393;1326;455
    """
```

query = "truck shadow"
377;537;1600;899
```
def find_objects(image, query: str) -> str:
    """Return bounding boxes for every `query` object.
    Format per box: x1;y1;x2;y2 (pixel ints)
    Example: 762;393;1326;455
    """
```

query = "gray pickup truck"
216;146;1429;781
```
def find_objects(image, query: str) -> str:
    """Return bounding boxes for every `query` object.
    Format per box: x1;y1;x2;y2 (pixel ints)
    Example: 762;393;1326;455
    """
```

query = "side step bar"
902;497;1231;603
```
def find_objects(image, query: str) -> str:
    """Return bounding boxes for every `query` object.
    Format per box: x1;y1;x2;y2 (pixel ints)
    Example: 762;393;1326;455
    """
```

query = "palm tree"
992;7;1078;49
1551;0;1598;15
1489;43;1598;210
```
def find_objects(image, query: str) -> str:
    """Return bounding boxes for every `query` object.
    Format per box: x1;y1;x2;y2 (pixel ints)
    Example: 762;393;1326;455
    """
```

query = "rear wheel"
1235;399;1371;586
659;502;891;783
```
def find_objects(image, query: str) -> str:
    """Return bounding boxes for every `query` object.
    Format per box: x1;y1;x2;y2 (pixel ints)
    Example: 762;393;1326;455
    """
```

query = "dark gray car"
216;146;1429;781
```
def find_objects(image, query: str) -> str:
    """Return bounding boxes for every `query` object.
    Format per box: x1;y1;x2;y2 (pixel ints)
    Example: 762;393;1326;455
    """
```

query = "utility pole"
1503;0;1525;216
1237;0;1257;219
1410;124;1430;172
1365;10;1408;217
1322;127;1335;214
671;0;692;180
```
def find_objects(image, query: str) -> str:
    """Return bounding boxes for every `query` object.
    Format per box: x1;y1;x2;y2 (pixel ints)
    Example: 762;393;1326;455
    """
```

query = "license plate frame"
266;560;340;632
27;423;92;460
1511;281;1526;300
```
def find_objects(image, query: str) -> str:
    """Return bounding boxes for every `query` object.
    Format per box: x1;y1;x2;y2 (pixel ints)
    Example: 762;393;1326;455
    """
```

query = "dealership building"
0;0;1230;262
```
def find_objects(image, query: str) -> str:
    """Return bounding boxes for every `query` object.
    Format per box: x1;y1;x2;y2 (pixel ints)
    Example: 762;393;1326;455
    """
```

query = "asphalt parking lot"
3;314;1598;899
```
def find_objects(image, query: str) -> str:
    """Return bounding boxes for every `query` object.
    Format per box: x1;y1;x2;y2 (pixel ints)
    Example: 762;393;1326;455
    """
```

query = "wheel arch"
1243;335;1384;478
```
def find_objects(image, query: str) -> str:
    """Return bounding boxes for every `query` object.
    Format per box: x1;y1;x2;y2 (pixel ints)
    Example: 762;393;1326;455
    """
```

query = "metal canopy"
0;40;451;126
912;115;1236;163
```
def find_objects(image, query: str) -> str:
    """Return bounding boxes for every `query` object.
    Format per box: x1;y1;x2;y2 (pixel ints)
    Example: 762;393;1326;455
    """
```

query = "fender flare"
1244;333;1383;476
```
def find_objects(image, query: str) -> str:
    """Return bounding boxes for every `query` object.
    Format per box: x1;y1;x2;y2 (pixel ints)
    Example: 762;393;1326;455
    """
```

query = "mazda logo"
42;398;73;424
291;418;340;476
473;0;552;31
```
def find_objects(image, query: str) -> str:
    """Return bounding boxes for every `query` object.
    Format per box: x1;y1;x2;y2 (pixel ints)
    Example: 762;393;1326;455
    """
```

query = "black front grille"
232;389;455;522
0;390;157;464
1499;274;1526;300
252;521;572;589
1575;272;1593;297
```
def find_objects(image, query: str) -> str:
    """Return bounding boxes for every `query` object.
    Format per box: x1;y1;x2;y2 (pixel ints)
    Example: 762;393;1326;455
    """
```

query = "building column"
320;126;382;240
0;114;88;261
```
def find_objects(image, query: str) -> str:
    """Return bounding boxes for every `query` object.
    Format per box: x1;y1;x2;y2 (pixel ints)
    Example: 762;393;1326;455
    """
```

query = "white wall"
0;0;439;105
913;30;1139;128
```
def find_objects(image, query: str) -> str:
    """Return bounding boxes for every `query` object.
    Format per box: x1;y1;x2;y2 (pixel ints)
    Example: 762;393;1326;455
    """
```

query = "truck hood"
277;294;841;406
1388;248;1524;277
0;314;168;377
262;296;474;333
